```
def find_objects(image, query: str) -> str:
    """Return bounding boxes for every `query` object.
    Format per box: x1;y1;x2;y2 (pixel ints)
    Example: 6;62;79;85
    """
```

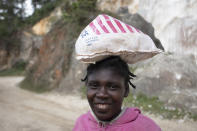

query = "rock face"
57;52;87;94
98;0;197;58
0;42;9;70
137;0;197;57
117;7;164;50
132;53;197;114
12;0;196;116
97;0;197;115
20;7;63;65
24;20;73;90
20;31;43;64
20;3;163;92
32;7;62;36
0;7;63;71
97;0;139;14
0;38;20;71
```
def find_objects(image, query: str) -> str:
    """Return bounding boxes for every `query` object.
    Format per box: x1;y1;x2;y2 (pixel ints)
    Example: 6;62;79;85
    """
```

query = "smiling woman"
84;56;131;122
73;13;162;131
73;56;161;131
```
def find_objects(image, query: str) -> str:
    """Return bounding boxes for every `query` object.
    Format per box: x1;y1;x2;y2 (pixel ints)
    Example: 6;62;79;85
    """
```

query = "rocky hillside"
19;1;163;93
1;0;196;117
98;0;197;58
97;0;197;116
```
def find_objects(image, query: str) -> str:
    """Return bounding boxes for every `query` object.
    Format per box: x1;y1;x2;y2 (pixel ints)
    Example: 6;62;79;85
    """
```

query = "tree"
0;0;60;42
0;0;25;38
32;0;56;10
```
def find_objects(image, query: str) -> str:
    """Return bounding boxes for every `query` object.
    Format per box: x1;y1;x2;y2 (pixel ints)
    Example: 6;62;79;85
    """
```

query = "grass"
0;61;26;76
130;66;138;74
80;86;195;120
80;85;197;120
25;0;64;26
80;86;197;121
0;68;24;76
124;93;197;120
19;77;52;93
80;86;87;99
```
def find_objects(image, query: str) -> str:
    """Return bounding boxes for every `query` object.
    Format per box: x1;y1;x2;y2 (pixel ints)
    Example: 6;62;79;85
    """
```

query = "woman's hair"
81;56;136;88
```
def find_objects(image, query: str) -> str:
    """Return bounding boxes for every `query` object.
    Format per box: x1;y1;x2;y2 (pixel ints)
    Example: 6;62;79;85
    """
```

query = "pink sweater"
73;107;161;131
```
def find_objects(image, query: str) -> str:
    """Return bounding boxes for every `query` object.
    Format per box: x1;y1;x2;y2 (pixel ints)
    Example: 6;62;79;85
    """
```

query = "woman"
73;56;161;131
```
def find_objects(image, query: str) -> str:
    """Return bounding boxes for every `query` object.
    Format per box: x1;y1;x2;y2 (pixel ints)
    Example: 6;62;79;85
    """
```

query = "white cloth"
75;14;162;64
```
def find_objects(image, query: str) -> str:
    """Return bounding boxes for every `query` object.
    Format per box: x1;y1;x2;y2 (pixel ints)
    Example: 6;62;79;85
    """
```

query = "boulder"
97;0;197;58
32;7;63;36
132;53;197;114
24;20;73;90
57;51;87;94
20;31;43;64
56;7;165;93
97;0;197;115
20;1;197;114
117;7;164;50
137;0;197;58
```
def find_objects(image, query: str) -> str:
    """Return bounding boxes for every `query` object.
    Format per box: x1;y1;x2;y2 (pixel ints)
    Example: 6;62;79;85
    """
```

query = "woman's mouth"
95;104;110;110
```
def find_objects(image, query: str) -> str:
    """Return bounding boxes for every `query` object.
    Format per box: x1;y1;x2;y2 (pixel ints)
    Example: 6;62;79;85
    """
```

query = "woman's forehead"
88;68;125;82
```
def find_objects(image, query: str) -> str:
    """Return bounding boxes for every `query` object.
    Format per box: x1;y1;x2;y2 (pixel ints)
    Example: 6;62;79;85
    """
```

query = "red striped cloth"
89;14;140;35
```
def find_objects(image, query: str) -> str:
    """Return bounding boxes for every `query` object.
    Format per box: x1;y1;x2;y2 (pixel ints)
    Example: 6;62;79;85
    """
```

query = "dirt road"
0;77;196;131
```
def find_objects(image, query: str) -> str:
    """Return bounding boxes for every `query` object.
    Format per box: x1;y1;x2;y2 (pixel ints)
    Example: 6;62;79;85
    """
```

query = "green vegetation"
0;0;63;53
124;93;197;120
0;68;24;76
130;66;138;74
0;61;26;76
80;86;87;99
26;0;64;25
63;0;119;39
79;64;196;120
80;87;196;120
20;77;52;93
190;114;197;121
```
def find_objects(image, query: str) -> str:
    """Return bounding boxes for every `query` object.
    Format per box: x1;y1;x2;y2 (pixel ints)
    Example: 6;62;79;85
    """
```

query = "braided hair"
81;56;136;89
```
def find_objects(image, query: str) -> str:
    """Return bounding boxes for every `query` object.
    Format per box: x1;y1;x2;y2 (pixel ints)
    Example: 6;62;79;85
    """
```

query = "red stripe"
96;16;109;33
103;14;118;33
126;24;134;33
114;19;126;33
89;22;100;35
134;27;141;33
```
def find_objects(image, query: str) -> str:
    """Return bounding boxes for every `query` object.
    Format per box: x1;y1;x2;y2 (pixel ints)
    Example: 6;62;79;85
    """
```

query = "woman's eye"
87;83;98;89
108;85;119;90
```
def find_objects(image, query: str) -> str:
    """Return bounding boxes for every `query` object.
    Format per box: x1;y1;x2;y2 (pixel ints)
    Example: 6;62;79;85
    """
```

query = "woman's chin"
94;110;113;121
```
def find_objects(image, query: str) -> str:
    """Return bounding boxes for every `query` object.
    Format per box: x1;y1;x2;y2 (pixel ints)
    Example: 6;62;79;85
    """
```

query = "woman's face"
86;68;128;121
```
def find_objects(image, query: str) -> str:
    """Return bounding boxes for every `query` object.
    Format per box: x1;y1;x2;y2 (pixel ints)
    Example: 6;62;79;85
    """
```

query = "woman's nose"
96;86;109;98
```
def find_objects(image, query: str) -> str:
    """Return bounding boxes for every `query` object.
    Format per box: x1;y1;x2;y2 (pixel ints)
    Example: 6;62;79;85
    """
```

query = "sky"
0;0;34;19
24;0;34;17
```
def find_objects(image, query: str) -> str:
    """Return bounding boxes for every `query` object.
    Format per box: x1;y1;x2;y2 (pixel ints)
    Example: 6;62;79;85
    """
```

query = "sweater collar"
90;107;126;125
88;107;140;126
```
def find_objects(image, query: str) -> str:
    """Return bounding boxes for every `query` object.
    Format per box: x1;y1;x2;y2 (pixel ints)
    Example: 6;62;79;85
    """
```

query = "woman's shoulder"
133;109;161;131
118;107;161;131
75;111;90;122
73;112;90;131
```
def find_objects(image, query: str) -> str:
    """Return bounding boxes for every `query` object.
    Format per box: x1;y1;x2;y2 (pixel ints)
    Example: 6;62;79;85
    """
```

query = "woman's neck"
90;107;126;124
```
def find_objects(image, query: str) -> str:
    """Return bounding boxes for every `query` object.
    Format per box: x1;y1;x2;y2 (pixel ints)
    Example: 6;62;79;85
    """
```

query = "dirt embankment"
0;77;196;131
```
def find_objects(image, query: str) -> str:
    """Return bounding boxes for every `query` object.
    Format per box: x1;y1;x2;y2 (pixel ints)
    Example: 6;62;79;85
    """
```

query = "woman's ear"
124;85;129;97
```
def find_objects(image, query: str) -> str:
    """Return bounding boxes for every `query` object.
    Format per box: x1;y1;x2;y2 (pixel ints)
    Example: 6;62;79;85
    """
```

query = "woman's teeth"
97;104;108;109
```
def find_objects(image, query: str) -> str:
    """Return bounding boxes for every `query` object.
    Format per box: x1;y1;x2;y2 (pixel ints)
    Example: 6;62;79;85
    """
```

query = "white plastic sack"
75;14;162;64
